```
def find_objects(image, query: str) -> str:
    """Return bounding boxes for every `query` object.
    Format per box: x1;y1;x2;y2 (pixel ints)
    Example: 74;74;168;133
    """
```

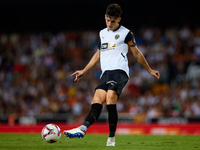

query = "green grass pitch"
0;134;199;150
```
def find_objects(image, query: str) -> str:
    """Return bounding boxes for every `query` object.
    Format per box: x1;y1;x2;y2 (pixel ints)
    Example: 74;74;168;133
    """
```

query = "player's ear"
117;17;121;23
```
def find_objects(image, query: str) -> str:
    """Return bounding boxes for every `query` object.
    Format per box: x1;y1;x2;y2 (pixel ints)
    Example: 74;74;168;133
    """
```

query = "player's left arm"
130;46;160;79
125;31;160;79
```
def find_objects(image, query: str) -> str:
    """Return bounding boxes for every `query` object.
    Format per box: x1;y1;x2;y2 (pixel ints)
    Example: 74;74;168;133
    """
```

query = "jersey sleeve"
124;31;137;47
97;37;101;49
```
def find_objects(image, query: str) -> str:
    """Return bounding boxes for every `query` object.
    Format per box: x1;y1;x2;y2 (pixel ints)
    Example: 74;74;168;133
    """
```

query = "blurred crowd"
0;25;200;123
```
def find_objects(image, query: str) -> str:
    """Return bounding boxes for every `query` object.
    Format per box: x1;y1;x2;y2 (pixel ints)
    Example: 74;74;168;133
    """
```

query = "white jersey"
98;25;137;77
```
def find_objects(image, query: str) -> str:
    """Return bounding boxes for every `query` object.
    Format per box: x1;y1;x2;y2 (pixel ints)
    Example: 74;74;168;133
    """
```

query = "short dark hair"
106;3;122;18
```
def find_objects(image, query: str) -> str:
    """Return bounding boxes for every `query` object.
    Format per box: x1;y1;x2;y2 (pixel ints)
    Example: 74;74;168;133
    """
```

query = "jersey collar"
107;25;121;32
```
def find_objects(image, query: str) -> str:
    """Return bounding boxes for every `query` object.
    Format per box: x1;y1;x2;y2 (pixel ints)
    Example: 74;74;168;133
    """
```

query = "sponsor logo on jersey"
101;42;116;51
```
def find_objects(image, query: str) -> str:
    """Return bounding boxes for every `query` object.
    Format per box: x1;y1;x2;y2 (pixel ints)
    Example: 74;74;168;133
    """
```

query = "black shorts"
95;69;129;97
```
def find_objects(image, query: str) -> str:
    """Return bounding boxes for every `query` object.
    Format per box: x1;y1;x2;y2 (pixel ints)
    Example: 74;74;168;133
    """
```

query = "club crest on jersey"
115;34;120;40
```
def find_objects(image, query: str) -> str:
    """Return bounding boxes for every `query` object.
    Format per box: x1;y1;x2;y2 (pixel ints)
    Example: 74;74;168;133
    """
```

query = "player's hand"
149;69;160;79
70;70;85;81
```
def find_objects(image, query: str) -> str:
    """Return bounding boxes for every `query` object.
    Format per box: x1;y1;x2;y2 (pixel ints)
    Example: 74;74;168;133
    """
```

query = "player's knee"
91;98;105;105
106;100;116;105
106;91;118;104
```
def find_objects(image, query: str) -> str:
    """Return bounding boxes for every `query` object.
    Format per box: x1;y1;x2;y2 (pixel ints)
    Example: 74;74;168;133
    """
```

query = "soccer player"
63;3;160;146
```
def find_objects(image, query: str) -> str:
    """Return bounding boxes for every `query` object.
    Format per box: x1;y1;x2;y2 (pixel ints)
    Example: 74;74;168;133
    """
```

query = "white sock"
108;137;115;141
79;125;87;131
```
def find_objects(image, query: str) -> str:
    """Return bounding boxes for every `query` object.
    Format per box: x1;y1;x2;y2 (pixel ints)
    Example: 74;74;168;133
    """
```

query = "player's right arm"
71;49;100;81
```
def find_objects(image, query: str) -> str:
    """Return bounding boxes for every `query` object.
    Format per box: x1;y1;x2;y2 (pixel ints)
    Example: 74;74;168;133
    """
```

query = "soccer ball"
41;123;61;143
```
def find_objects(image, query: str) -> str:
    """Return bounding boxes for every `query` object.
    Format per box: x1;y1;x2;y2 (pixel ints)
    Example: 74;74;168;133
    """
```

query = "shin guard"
83;103;103;128
107;104;118;137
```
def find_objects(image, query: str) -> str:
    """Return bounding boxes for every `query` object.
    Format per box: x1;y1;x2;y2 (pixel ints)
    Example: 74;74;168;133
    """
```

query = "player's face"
105;15;121;31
